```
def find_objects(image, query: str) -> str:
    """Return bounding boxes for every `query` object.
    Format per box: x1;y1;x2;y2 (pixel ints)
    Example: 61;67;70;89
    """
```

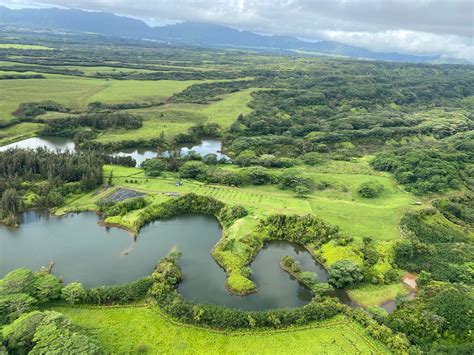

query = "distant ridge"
0;5;462;64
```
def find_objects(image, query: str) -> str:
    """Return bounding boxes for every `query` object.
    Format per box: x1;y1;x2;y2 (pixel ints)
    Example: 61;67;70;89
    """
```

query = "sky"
1;0;473;61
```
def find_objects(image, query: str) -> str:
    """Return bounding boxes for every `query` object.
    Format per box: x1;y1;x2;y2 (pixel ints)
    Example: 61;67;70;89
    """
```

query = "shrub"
142;159;167;176
357;181;384;198
86;277;154;305
61;282;87;304
328;260;363;288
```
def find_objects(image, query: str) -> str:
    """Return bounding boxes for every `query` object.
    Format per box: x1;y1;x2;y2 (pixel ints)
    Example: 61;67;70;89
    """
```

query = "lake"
0;212;333;310
0;137;229;167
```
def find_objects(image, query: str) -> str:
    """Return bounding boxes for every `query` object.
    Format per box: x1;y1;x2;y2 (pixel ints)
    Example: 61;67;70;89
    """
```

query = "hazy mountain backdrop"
0;5;468;64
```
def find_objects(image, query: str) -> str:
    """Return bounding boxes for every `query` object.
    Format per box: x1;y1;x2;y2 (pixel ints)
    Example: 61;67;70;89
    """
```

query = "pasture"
54;306;389;354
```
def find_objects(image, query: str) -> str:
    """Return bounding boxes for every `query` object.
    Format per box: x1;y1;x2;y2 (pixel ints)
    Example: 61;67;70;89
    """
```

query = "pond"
0;137;229;167
0;212;334;311
116;139;230;167
0;136;75;152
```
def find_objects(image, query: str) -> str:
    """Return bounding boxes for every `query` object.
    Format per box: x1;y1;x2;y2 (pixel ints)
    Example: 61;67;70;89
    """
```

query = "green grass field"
347;283;412;308
0;75;203;124
0;43;53;50
94;88;255;143
53;306;389;354
101;158;416;241
0;122;44;146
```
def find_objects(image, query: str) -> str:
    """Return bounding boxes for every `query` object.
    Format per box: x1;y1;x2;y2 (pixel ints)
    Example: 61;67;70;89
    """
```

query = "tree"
0;268;36;296
0;294;37;325
107;170;113;186
245;166;272;185
235;150;256;167
428;288;474;338
61;282;87;304
295;184;310;197
142;159;167;177
203;153;218;164
179;161;207;179
2;311;46;353
357;181;385;198
1;188;21;214
328;260;363;288
34;273;62;303
3;311;102;355
30;312;102;355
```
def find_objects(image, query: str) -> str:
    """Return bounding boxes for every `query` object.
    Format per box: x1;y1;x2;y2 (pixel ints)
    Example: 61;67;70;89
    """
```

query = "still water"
0;137;228;167
0;212;331;310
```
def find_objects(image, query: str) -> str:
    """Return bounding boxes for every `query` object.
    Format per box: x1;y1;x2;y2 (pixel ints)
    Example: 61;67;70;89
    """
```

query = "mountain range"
0;5;467;64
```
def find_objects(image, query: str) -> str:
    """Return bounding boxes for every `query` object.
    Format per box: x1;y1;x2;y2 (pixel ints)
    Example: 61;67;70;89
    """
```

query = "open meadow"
53;306;389;354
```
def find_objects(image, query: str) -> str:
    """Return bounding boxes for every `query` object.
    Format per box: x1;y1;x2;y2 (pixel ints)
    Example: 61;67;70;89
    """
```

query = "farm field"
98;159;417;241
0;75;205;124
53;306;389;354
94;88;256;142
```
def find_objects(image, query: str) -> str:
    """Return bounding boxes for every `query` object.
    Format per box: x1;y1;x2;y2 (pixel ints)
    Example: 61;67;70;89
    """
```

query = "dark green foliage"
179;161;208;179
142;159;167;176
14;100;68;119
387;282;473;351
173;123;222;144
43;112;142;136
219;205;248;227
281;256;301;273
428;288;474;338
371;145;471;195
172;79;254;104
357;181;384;198
0;294;37;325
99;197;147;218
278;170;315;194
138;193;225;227
328;260;363;288
2;311;47;353
395;210;473;284
33;272;62;303
3;311;102;354
257;214;339;246
0;148;103;222
0;73;45;80
434;193;474;228
86;277;154;305
61;282;87;304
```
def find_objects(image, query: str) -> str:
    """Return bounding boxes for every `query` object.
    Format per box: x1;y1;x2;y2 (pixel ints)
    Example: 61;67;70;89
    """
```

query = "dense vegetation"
0;148;103;225
0;30;473;354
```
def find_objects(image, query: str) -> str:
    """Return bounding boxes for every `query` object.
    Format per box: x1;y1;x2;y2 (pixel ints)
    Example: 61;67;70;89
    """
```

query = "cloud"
1;0;473;60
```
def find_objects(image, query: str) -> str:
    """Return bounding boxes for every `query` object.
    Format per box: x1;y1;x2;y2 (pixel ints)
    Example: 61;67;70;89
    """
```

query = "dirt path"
402;273;418;289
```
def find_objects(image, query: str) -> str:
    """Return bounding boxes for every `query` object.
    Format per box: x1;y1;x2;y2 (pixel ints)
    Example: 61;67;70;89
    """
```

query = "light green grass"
0;122;44;146
0;44;53;50
0;76;202;124
94;88;255;143
85;80;203;104
347;283;412;308
101;159;416;241
53;306;388;354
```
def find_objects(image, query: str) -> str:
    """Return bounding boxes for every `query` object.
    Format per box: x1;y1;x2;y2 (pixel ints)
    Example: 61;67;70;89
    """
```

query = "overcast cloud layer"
1;0;473;60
